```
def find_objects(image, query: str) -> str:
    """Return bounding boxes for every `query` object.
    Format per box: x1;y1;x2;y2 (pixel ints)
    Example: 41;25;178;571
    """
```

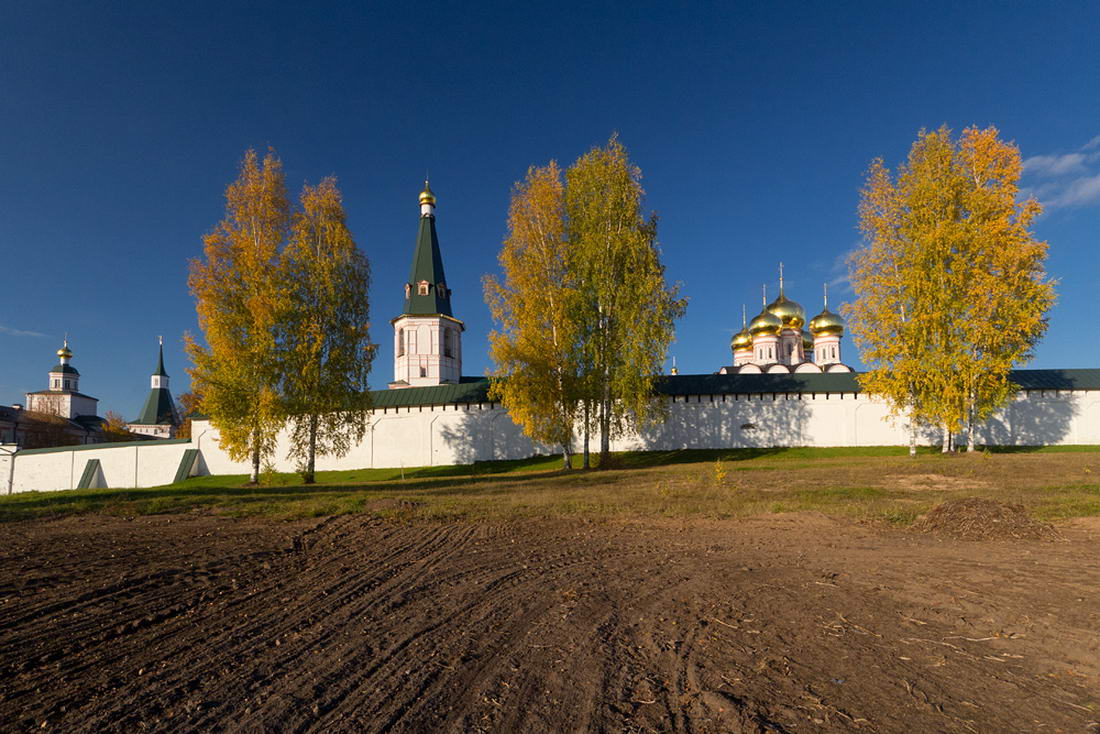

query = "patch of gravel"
913;497;1060;541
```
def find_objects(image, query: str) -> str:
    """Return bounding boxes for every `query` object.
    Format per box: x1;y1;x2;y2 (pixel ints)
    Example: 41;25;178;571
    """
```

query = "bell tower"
389;181;465;389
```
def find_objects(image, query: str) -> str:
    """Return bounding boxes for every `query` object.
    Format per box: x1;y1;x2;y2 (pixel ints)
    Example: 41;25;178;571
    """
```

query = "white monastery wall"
6;389;1098;495
189;389;1099;475
191;404;541;477
7;441;197;494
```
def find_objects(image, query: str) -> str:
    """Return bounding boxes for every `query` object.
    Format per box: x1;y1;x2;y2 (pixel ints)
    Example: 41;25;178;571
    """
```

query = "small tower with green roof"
389;181;465;388
128;337;181;438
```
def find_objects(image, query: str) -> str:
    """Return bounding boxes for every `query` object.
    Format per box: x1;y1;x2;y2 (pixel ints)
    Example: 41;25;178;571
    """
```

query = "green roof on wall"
363;369;1100;409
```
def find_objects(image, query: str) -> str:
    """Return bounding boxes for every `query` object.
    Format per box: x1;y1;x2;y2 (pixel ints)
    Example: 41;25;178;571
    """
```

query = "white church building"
3;183;1099;493
721;267;851;376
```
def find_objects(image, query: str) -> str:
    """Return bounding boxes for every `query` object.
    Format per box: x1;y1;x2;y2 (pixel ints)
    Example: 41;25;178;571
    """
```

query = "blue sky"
2;1;1099;416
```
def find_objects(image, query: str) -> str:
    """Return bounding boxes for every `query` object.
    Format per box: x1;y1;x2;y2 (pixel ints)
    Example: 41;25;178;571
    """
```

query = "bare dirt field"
1;512;1098;733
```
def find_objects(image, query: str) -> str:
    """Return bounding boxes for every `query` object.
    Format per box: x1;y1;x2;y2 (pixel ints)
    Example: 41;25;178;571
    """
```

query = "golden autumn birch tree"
566;136;686;467
847;126;1054;453
281;177;374;483
484;161;579;470
186;149;289;483
953;127;1054;450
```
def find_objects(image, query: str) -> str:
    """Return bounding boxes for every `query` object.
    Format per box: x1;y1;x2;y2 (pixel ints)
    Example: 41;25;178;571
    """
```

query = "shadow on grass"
0;465;599;520
7;444;1098;523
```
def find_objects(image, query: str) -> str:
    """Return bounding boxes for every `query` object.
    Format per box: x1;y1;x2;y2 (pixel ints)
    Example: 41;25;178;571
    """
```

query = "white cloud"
1022;152;1087;177
1049;172;1100;209
821;242;859;296
0;325;48;338
828;272;851;292
1022;134;1100;210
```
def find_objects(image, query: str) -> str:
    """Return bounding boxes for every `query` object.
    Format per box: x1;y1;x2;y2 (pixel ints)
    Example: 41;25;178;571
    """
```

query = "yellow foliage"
282;177;374;482
847;126;1056;449
185;149;290;481
484;137;686;467
484;161;579;458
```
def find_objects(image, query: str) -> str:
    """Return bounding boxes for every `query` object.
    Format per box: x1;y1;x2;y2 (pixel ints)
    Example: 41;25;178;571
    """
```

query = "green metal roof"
17;437;190;456
1009;368;1100;390
50;364;80;375
656;371;864;396
363;369;1100;409
153;343;168;377
369;377;490;408
659;369;1100;396
133;387;178;426
401;214;452;317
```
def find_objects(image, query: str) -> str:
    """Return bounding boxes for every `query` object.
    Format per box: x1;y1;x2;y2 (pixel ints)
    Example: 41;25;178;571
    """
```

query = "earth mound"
913;497;1060;541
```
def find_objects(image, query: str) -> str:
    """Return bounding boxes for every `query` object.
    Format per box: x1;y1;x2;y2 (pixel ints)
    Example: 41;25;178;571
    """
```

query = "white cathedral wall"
7;389;1098;493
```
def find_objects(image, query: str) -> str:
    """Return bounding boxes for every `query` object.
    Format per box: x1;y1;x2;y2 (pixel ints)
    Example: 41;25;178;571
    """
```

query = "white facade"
392;315;463;386
25;392;98;420
129;424;175;439
813;332;842;367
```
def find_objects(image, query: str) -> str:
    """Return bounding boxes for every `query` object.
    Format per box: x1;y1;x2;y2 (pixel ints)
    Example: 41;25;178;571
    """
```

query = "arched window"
417;281;429;296
397;328;405;357
443;328;453;358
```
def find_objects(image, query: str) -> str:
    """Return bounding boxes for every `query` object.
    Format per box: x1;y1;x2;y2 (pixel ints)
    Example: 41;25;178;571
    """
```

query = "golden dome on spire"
809;309;844;336
730;304;753;352
749;308;782;337
766;262;805;328
419;180;436;206
57;341;72;360
809;283;844;335
767;293;806;329
730;327;753;351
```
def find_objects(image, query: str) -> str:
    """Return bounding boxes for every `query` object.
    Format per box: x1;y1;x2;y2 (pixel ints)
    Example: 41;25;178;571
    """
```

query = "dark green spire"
153;337;168;377
402;183;452;317
134;336;178;426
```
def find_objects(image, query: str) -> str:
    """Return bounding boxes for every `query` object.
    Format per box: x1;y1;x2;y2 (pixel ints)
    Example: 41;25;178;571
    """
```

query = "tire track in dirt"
1;514;1098;733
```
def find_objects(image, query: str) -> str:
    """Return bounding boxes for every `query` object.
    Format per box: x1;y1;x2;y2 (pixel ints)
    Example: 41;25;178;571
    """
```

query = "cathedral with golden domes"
719;266;852;375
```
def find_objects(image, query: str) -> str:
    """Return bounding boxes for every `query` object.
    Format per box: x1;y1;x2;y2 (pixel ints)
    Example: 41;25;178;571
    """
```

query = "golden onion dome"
749;308;782;336
418;181;436;206
730;327;753;352
766;293;806;329
57;343;72;359
809;308;845;336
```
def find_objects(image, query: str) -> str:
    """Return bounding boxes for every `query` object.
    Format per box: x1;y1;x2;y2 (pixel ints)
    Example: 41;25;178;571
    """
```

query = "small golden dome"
749;309;782;336
766;294;806;329
57;343;72;359
419;181;436;206
809;308;844;336
730;327;753;351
